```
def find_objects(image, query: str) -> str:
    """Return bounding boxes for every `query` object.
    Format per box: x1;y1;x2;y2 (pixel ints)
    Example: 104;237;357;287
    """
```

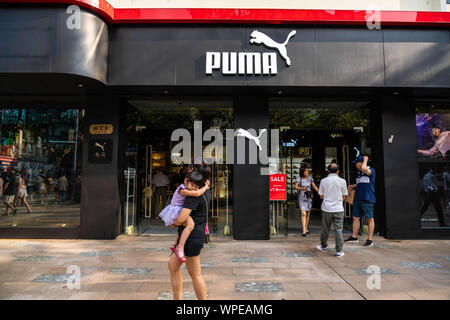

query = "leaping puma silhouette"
95;142;106;152
236;128;267;151
250;30;296;66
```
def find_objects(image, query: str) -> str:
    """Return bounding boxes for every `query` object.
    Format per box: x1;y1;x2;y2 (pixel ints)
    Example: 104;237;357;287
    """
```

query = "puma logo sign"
236;128;267;151
250;30;296;66
95;142;106;152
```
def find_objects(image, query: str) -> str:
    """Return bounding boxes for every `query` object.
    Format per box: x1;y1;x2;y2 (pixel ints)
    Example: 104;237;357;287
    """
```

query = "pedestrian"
0;166;4;198
58;172;68;203
152;168;170;218
316;163;348;257
2;167;18;216
420;169;446;227
46;175;55;203
15;172;32;213
295;167;319;236
345;155;376;247
168;164;210;300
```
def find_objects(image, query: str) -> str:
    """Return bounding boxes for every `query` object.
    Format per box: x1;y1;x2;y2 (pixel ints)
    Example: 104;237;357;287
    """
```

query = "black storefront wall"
233;96;270;240
0;5;449;239
81;96;122;239
379;96;421;238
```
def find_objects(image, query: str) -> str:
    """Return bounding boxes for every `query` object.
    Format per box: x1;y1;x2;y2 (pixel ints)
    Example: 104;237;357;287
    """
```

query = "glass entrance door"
269;128;290;237
209;164;233;236
123;98;234;236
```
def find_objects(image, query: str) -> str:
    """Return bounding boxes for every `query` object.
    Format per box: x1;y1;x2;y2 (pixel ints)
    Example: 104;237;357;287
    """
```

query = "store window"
416;103;450;228
124;99;233;236
0;108;84;228
268;100;372;236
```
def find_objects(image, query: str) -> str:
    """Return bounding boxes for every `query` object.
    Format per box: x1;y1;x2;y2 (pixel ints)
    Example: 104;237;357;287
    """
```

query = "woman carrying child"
159;165;209;262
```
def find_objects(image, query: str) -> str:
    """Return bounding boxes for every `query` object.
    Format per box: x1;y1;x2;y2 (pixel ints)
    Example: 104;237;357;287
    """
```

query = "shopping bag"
345;189;355;205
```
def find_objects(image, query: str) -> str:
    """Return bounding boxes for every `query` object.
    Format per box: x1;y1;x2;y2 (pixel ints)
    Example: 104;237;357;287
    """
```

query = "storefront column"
378;95;421;238
80;96;121;239
233;96;270;240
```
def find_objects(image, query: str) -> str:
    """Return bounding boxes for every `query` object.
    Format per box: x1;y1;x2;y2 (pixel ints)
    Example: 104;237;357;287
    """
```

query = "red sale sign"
269;174;287;201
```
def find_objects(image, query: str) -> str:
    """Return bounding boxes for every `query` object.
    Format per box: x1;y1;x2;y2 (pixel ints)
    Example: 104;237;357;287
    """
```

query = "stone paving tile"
361;291;415;300
136;248;166;252
327;282;357;292
32;274;71;283
105;292;156;300
235;282;284;292
282;251;316;258
109;268;152;275
78;251;113;257
181;262;214;269
259;292;312;300
67;291;110;300
157;291;200;300
309;291;365;300
232;257;268;263
400;262;443;269
208;292;261;300
82;281;143;292
353;267;399;275
233;268;274;276
405;289;450;300
13;256;54;262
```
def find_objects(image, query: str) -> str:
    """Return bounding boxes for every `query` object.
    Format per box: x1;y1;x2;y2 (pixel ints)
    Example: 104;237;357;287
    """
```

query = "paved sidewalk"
0;235;449;300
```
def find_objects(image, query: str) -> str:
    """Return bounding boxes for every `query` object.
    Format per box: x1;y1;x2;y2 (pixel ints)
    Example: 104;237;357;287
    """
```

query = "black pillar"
378;95;421;238
233;96;270;240
80;96;121;239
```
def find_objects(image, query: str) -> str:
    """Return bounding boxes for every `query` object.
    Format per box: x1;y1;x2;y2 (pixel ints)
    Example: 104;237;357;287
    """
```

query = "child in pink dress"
159;174;209;262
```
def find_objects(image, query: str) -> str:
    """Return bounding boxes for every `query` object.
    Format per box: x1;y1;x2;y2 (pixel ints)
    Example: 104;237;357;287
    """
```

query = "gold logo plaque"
89;124;113;135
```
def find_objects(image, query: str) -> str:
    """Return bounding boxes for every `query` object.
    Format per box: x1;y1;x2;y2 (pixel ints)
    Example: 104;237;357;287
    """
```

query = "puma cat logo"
95;142;106;152
236;128;267;151
250;30;296;66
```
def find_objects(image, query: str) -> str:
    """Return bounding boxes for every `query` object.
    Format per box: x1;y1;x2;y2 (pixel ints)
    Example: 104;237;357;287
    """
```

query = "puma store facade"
0;1;449;240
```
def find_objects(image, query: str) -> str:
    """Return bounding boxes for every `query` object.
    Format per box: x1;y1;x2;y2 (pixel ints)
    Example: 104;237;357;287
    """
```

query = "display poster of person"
417;113;450;159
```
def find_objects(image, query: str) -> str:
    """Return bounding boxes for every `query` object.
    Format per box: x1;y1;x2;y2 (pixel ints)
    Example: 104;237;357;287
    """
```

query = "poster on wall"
416;112;450;228
269;173;287;201
416;113;450;160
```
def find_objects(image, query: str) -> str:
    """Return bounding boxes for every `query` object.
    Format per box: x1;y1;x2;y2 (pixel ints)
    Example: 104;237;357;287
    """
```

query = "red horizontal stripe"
1;0;450;26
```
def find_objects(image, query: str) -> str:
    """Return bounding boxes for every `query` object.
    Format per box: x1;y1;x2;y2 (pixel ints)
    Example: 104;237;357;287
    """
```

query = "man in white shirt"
316;163;348;257
152;168;170;218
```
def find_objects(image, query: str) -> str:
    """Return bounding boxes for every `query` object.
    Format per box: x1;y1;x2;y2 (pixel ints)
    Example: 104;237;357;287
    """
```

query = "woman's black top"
178;189;210;240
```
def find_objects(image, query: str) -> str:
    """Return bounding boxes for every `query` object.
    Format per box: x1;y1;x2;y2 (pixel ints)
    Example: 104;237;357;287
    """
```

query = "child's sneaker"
335;251;345;257
316;245;327;253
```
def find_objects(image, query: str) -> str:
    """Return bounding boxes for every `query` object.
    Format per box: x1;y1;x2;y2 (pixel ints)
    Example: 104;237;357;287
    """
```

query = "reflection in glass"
0;108;83;228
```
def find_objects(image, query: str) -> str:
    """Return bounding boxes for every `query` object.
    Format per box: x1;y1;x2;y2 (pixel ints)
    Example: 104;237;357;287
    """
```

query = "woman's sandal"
172;246;186;263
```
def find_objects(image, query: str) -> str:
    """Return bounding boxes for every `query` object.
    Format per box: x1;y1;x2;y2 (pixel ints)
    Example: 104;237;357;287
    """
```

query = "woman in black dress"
168;164;210;300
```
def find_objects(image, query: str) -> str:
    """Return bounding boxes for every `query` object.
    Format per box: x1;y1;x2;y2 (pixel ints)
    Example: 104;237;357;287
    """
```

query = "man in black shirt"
2;167;18;216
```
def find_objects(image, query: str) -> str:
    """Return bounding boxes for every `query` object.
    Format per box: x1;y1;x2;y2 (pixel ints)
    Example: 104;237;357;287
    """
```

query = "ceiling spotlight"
77;84;84;88
393;92;399;95
277;90;283;95
163;90;169;94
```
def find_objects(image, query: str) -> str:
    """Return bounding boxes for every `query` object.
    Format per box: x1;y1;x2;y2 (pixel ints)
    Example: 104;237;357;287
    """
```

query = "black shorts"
179;236;204;257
